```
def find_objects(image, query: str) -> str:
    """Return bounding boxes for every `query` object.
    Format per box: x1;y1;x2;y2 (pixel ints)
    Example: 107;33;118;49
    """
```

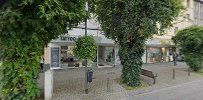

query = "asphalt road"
123;79;203;100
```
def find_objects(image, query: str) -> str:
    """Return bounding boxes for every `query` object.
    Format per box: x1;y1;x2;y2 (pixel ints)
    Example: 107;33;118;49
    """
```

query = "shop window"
169;49;173;55
98;46;115;66
147;47;163;63
61;46;79;67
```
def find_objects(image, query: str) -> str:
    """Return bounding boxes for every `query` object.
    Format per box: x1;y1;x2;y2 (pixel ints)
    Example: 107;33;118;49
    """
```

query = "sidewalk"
38;62;203;100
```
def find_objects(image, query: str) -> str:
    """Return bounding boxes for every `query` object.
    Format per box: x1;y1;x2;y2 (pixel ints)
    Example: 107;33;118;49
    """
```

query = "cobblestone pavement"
38;62;203;100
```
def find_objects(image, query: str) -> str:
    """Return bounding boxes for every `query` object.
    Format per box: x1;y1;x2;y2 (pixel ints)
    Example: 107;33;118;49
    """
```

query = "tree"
74;35;97;94
94;0;183;86
0;0;86;99
172;26;203;72
74;35;97;61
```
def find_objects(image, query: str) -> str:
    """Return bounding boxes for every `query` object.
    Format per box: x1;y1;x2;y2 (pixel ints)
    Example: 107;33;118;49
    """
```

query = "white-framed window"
187;0;190;7
194;1;199;19
186;14;190;21
200;4;203;19
174;27;178;34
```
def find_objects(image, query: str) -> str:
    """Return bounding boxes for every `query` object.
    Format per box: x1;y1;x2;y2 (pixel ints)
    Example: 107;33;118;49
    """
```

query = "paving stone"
38;62;203;100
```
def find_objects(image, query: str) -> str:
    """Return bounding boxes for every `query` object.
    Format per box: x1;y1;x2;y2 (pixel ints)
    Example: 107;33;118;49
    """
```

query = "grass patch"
115;78;150;90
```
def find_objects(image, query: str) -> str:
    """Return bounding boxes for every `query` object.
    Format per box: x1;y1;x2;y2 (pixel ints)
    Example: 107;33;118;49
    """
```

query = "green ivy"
172;26;203;71
94;0;183;86
0;0;86;99
74;35;97;61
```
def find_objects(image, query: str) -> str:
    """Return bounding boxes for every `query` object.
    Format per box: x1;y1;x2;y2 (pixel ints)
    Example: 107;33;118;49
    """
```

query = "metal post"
85;0;89;36
173;69;175;80
97;46;99;67
114;46;116;67
85;16;87;35
84;0;89;94
146;46;148;63
84;59;88;94
107;77;110;92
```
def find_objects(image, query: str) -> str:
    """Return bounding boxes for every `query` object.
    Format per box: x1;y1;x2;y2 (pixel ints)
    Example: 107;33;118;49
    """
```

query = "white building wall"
46;0;199;65
154;0;195;40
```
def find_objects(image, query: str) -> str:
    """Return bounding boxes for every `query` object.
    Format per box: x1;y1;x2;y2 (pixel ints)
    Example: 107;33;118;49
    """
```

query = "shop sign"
160;40;172;45
51;47;60;68
60;36;77;42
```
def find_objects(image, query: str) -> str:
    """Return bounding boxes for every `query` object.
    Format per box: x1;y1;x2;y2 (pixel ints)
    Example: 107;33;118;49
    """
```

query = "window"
194;1;199;19
174;27;178;34
200;4;203;19
186;14;190;20
187;0;190;7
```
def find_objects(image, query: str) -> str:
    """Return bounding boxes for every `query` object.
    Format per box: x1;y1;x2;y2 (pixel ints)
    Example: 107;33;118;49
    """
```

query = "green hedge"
0;0;86;99
172;26;203;71
74;35;97;61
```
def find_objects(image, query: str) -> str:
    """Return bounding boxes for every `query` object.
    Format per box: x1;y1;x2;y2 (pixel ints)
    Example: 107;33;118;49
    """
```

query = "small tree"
94;0;183;86
172;26;203;71
74;35;97;61
0;0;86;99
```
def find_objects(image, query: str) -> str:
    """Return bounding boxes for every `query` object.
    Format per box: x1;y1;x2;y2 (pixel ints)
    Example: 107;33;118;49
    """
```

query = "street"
124;79;203;100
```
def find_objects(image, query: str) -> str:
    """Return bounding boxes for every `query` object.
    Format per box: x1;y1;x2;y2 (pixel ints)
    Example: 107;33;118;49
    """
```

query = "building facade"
44;0;201;68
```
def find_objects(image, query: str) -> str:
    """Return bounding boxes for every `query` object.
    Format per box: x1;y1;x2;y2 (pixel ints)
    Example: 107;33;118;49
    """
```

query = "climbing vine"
0;0;86;99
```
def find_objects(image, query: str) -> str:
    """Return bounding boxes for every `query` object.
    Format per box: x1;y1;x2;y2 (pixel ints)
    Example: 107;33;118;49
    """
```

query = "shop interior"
60;45;116;68
146;47;176;63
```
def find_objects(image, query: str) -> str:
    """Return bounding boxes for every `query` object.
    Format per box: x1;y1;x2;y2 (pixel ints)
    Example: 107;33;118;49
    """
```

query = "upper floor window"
186;14;190;21
174;27;178;34
201;4;203;19
187;0;190;7
194;1;199;19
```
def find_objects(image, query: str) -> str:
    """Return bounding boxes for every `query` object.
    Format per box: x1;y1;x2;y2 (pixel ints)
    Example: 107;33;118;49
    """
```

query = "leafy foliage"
74;35;97;60
172;26;203;71
0;0;86;99
94;0;183;86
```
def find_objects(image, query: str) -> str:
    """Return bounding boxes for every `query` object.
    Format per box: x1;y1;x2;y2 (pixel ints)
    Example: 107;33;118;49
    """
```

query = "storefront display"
98;46;115;66
146;47;176;63
147;47;162;63
45;35;177;68
60;46;79;67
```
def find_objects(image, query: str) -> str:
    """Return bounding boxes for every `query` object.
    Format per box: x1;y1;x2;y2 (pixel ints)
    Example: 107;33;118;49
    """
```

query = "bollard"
87;69;93;83
173;69;175;80
188;68;191;76
45;69;53;100
107;77;110;92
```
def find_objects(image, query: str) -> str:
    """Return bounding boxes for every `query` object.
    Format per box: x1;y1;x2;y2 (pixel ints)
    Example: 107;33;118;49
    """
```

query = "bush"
172;26;203;71
74;35;97;61
185;56;202;72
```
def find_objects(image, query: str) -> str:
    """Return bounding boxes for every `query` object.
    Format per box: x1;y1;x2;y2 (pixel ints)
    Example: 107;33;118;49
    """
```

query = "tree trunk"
119;41;145;87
